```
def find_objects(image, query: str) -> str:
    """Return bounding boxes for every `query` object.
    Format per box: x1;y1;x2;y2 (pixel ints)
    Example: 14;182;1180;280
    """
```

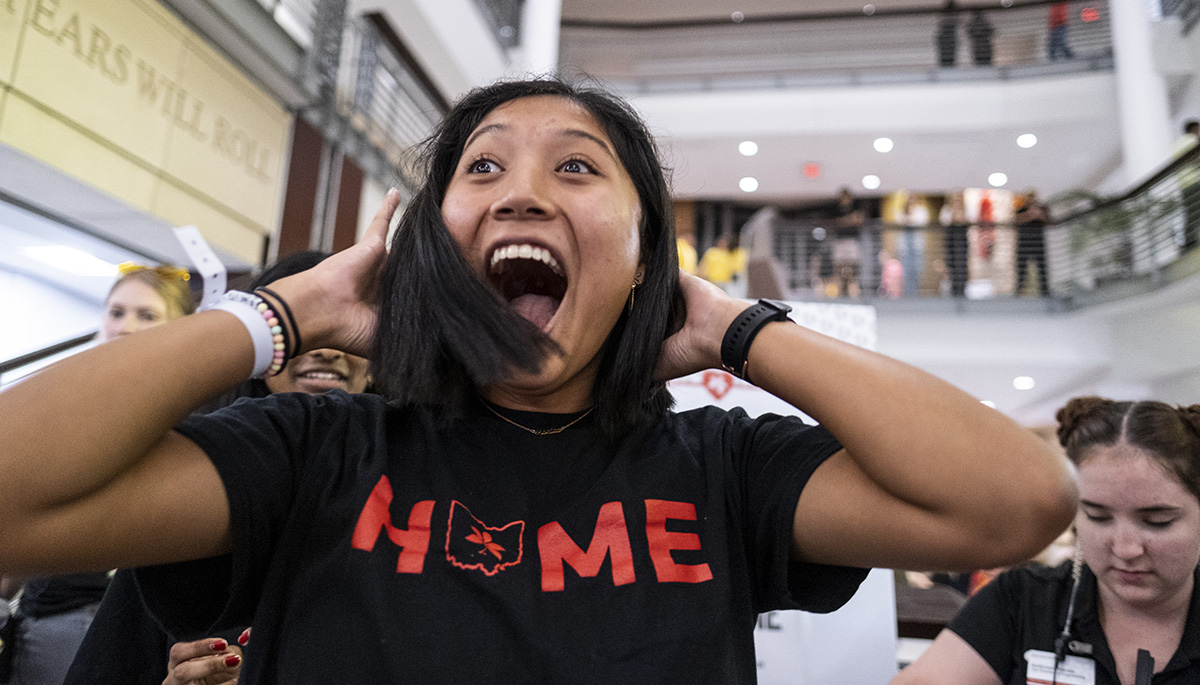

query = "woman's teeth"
299;371;343;380
489;244;560;273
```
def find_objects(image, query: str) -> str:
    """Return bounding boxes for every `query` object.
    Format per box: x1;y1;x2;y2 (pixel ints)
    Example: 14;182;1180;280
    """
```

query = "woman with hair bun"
0;78;1076;681
894;396;1200;685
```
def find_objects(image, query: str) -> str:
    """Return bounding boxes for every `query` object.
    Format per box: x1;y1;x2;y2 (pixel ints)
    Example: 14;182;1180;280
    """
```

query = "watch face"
760;299;793;316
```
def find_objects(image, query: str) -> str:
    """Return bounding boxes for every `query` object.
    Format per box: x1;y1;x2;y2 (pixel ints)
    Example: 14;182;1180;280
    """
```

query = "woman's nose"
491;168;556;220
1111;524;1144;560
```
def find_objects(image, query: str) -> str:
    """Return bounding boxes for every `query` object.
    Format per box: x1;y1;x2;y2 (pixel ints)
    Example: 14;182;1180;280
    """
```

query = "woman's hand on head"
654;271;747;381
264;190;401;358
163;635;245;685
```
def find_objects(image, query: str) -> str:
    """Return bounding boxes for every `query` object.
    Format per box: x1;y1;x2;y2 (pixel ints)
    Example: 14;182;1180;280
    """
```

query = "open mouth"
296;370;346;382
488;243;567;331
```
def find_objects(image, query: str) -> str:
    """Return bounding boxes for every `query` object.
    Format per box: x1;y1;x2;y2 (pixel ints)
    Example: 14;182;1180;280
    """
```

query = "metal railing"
1161;0;1200;34
256;0;321;49
1049;143;1200;302
733;144;1200;305
335;15;447;178
561;0;1114;94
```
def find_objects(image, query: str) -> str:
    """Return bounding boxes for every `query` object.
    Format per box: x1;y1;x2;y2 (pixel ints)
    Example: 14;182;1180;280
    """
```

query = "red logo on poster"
702;370;734;400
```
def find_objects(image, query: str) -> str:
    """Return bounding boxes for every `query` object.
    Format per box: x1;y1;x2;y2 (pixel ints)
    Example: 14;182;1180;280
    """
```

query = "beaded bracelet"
255;286;301;366
204;291;291;378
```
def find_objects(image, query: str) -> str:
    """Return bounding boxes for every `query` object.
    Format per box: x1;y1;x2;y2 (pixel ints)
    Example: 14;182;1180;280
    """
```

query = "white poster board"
668;301;898;684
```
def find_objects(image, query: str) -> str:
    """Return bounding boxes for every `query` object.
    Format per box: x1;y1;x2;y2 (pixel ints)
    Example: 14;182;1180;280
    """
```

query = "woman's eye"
1145;519;1175;529
467;159;500;174
1084;513;1110;523
560;159;593;174
107;308;123;319
138;311;159;323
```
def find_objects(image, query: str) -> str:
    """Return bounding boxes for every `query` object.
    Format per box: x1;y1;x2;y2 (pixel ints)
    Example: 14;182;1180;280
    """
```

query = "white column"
1109;0;1173;185
516;0;562;77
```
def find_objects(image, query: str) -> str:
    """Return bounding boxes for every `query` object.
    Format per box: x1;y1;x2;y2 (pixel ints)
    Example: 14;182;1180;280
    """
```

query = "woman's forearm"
747;321;1077;569
0;311;253;534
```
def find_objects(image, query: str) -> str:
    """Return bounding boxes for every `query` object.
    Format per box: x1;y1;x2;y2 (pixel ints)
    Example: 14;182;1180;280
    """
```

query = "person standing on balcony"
940;191;970;298
968;10;995;67
936;1;960;68
1014;190;1051;297
1173;120;1199;251
1047;3;1074;61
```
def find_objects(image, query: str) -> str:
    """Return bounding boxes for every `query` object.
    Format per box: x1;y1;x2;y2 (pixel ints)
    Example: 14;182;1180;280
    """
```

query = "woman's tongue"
511;293;558;330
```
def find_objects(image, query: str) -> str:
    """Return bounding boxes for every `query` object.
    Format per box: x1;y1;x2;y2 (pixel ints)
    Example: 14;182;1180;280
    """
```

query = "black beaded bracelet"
720;299;793;384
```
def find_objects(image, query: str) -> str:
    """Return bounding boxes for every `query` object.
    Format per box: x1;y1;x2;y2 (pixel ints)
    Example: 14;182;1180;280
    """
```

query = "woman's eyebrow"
464;123;507;151
557;128;618;162
463;123;617;163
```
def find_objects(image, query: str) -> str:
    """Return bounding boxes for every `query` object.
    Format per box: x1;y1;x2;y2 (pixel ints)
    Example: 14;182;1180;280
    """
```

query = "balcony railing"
561;0;1115;94
735;144;1200;308
335;15;447;179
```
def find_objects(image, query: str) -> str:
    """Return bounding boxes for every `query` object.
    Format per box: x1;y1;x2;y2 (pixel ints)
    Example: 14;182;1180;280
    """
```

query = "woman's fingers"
654;272;743;381
363;187;402;249
164;638;243;685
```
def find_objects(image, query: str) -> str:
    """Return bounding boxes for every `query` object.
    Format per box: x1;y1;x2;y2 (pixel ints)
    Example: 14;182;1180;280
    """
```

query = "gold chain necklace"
482;402;594;436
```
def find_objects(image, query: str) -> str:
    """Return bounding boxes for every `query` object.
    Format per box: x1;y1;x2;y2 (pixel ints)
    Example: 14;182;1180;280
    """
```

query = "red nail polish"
225;654;242;667
210;639;227;651
238;629;250;645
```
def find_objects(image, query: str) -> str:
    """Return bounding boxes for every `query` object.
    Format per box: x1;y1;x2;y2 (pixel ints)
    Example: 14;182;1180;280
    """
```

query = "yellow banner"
0;0;292;264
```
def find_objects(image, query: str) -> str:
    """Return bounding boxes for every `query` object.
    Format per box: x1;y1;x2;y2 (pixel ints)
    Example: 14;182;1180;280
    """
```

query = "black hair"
196;251;333;413
374;78;680;437
1056;396;1200;502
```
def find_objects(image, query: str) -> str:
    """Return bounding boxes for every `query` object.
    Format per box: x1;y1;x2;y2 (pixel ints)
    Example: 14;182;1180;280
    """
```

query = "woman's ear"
633;265;645;286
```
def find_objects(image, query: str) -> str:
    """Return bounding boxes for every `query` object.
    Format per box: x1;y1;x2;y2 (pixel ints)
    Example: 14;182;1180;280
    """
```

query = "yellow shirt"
676;238;698;274
699;246;743;284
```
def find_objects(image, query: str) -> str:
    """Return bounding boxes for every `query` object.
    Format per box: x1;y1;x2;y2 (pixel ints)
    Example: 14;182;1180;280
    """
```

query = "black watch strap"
720;299;793;384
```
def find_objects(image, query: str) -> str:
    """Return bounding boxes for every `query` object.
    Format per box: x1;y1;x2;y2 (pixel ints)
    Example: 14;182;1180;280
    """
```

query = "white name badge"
1025;649;1096;685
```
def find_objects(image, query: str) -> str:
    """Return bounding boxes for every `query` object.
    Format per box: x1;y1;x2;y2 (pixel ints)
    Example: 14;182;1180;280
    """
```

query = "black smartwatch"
720;299;793;384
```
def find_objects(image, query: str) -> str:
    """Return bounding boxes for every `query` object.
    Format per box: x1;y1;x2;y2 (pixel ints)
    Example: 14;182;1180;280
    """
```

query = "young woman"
893;397;1200;685
100;264;198;340
0;79;1076;681
3;264;195;684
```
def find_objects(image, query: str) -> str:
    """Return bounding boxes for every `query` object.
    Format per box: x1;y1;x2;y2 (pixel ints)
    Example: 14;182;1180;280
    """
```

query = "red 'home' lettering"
645;499;713;583
351;475;435;574
538;501;636;591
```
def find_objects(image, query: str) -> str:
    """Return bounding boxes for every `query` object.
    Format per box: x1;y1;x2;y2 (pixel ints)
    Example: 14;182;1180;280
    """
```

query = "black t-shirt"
948;562;1200;685
17;572;109;618
138;392;867;683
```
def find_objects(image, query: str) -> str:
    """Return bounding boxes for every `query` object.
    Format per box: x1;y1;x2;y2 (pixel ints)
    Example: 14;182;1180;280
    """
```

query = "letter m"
537;501;635;592
351;475;434;574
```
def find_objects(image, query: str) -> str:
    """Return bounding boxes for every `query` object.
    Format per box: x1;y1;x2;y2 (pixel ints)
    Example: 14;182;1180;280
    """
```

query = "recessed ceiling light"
863;4;876;15
980;400;997;408
731;10;745;22
738;140;758;156
739;176;759;192
862;174;881;190
1013;376;1035;390
21;245;120;277
1017;133;1038;149
988;172;1008;187
873;137;894;153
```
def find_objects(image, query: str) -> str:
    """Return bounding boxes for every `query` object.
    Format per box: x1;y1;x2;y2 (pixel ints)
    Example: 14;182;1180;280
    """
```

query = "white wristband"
206;292;275;378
